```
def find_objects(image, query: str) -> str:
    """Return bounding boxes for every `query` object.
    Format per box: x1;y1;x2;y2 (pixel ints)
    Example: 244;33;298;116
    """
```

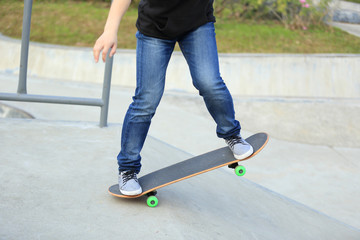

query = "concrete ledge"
233;97;360;148
1;34;359;98
164;92;360;148
332;0;360;23
333;10;360;23
338;0;360;12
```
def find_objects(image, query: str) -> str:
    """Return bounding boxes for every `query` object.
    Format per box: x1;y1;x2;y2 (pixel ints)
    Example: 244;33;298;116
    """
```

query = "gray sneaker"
225;134;254;160
118;170;142;196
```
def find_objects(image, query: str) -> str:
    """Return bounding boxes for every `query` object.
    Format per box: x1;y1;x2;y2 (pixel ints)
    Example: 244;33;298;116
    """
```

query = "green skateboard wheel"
235;165;246;176
147;196;158;207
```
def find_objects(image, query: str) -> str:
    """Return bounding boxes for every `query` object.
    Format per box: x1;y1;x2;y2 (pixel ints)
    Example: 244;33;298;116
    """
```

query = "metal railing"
0;0;113;127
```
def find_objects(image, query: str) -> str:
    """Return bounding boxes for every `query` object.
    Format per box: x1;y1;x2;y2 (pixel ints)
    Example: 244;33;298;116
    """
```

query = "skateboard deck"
109;132;269;207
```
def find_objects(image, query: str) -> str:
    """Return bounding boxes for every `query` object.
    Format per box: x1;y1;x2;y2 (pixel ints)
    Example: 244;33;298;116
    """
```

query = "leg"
117;32;176;174
178;22;240;138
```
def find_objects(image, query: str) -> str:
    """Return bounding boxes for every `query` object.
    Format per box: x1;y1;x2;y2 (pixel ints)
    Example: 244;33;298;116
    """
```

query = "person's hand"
93;31;117;63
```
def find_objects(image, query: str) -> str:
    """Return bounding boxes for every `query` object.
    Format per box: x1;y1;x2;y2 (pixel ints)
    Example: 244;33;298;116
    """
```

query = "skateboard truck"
228;163;246;176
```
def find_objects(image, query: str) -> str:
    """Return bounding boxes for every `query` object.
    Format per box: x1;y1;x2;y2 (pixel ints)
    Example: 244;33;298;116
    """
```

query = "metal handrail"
0;0;113;127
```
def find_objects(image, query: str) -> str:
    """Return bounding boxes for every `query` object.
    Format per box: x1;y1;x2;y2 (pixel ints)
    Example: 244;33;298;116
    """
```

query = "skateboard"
109;132;269;207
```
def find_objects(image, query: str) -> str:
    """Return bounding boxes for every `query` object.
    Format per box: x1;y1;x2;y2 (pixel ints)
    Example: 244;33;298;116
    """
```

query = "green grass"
0;0;359;53
215;20;360;53
343;0;360;3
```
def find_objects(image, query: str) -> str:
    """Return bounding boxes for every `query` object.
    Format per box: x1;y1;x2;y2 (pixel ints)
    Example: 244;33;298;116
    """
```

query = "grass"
0;0;137;48
0;0;359;53
215;20;360;53
343;0;360;3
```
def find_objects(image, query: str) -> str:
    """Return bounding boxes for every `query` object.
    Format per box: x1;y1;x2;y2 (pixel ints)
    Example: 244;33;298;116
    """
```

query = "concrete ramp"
0;119;359;239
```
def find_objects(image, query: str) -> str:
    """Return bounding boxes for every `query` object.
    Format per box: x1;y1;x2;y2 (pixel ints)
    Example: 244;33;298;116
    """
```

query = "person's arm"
93;0;132;63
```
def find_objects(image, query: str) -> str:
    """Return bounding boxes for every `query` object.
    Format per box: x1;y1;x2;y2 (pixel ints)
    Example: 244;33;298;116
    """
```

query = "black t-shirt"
136;0;215;39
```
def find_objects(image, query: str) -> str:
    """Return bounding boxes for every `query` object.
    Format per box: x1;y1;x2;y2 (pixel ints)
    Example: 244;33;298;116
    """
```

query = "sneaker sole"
119;187;142;196
233;147;254;160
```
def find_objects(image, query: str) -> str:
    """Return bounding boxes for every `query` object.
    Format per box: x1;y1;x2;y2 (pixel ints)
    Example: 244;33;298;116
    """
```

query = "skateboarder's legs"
117;23;241;174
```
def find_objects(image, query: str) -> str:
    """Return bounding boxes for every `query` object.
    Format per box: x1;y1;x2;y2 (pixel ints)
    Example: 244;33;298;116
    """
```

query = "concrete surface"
1;34;360;99
337;0;360;13
2;72;359;148
332;0;360;24
0;119;359;240
0;102;34;119
330;0;360;36
164;92;360;148
330;21;360;37
1;73;360;239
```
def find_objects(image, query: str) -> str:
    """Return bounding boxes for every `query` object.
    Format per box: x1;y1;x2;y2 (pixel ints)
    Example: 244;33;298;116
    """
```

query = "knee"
194;76;228;97
130;88;163;117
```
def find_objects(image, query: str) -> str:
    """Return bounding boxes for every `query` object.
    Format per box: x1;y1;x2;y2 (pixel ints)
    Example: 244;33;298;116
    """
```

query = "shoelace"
225;135;245;148
122;171;139;184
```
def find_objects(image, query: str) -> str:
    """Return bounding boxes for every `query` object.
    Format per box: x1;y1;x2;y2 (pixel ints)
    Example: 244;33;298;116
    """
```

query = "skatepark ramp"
0;102;34;119
0;119;359;239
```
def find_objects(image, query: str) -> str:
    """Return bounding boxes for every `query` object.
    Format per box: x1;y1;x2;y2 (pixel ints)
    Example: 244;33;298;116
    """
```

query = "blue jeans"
117;22;240;174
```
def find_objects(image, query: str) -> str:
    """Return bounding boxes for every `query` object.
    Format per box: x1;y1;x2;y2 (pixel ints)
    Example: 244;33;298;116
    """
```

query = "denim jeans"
117;22;240;174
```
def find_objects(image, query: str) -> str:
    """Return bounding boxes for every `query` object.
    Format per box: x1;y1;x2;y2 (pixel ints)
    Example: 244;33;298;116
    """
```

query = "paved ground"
330;21;360;37
330;0;360;37
0;73;359;239
1;119;359;239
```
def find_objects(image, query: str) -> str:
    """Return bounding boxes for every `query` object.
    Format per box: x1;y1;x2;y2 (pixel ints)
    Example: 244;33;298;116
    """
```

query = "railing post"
0;0;114;127
99;50;113;127
99;0;114;128
18;0;33;94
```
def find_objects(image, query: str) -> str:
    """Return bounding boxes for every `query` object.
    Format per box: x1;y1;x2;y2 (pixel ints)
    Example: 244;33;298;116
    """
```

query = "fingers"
102;43;117;62
93;34;117;63
93;43;116;63
109;43;117;58
93;41;104;63
102;45;109;62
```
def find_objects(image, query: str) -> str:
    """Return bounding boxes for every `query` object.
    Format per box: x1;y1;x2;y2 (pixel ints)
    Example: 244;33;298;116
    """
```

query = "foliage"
266;0;332;29
214;0;266;20
214;0;332;30
343;0;360;3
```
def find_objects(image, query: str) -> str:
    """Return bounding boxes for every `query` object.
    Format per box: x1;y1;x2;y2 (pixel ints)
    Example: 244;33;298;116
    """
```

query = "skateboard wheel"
147;196;158;208
235;165;246;176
